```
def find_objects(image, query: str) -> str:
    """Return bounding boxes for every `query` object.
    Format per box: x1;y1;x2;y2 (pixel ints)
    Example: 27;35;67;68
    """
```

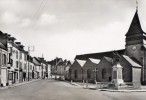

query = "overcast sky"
0;0;146;61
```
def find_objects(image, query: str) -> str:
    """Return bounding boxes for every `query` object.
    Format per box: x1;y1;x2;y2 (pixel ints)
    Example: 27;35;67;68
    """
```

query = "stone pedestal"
112;63;124;89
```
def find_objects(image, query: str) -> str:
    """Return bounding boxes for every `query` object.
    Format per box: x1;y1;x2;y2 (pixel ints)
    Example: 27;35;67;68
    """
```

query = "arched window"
87;69;91;79
102;69;106;79
74;70;78;79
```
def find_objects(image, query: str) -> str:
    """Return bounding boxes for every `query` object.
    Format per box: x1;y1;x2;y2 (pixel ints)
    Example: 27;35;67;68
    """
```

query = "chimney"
9;37;16;43
15;42;21;45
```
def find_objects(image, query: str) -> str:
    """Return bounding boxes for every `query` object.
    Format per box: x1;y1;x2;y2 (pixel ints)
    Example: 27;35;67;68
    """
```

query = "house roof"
33;57;41;66
0;42;7;50
75;49;125;60
122;55;141;68
126;11;145;36
76;60;86;67
89;58;100;64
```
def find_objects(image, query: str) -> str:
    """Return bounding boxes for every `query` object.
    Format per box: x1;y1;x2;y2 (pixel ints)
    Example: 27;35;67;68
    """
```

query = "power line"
32;0;49;27
25;0;48;33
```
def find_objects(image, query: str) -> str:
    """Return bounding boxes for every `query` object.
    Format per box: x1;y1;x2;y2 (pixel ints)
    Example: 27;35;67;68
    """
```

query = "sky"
0;0;146;61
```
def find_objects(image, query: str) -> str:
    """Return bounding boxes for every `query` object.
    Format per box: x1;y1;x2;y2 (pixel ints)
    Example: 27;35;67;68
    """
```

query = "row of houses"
50;57;72;80
0;31;51;87
51;10;146;85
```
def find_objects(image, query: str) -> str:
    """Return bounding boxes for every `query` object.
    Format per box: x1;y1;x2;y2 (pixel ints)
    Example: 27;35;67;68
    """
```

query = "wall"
96;58;112;82
119;57;132;82
83;59;96;83
70;61;83;82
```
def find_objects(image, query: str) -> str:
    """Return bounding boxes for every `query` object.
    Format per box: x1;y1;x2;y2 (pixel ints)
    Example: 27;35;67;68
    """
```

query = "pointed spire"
126;10;144;36
136;0;138;12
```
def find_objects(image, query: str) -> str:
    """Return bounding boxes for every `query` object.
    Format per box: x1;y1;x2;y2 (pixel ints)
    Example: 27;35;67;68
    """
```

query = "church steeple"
125;10;145;46
126;11;144;36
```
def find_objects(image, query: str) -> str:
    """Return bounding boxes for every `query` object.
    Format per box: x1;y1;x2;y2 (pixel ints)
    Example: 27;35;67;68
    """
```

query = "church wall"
125;44;143;63
70;61;83;82
119;57;132;82
132;67;141;83
96;58;112;82
82;60;96;83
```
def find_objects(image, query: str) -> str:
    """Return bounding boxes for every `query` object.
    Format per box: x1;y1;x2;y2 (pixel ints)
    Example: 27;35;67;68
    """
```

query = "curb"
98;89;146;92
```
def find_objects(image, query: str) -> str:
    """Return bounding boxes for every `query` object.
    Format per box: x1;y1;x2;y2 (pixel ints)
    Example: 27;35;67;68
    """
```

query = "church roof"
126;11;144;36
75;49;125;60
104;56;113;63
122;55;141;68
89;58;100;64
76;60;86;67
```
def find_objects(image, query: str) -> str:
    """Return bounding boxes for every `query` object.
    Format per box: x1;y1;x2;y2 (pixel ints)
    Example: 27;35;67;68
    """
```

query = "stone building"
0;33;8;86
70;60;86;82
74;10;146;84
96;57;113;82
82;58;100;83
64;61;72;81
120;55;141;82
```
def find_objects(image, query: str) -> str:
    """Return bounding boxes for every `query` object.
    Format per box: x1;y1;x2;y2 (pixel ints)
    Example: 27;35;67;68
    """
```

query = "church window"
102;68;106;79
87;69;91;79
74;70;78;79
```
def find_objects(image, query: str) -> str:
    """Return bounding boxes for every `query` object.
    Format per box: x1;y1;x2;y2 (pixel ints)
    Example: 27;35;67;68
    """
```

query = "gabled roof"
126;11;145;36
89;58;100;64
75;49;125;60
103;56;113;63
76;60;86;67
33;57;41;66
122;55;141;68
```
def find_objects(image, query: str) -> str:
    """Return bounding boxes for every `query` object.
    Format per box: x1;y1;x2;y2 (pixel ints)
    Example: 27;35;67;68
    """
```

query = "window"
74;70;78;79
2;54;6;65
30;65;32;70
24;55;27;61
87;69;91;79
8;73;13;80
24;64;27;70
16;51;18;59
20;62;22;69
16;61;19;68
19;52;22;60
102;69;106;79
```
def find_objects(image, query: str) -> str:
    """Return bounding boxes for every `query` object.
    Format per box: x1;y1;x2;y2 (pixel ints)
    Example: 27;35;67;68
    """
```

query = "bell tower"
125;6;146;84
125;10;144;63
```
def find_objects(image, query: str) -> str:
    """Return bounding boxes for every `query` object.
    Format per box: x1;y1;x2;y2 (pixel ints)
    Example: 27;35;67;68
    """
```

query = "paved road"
0;79;146;100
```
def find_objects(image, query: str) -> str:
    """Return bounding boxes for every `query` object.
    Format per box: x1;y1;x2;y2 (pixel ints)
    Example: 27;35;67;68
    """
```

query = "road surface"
0;79;146;100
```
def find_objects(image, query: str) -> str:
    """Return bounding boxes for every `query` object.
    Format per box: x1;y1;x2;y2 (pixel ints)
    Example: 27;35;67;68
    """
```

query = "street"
0;79;146;100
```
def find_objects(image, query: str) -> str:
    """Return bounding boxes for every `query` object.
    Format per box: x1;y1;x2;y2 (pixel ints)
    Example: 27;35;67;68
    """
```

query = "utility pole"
27;46;34;81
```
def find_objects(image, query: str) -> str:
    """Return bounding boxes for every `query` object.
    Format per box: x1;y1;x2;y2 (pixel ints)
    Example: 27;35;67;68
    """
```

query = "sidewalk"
0;79;41;90
68;81;146;92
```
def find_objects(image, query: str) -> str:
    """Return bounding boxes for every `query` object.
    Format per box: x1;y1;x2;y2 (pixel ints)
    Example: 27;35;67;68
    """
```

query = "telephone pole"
27;46;34;81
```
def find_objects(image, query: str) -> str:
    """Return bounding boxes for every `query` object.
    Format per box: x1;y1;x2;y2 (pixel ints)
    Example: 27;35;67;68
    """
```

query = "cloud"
0;12;20;25
37;13;58;26
20;18;31;27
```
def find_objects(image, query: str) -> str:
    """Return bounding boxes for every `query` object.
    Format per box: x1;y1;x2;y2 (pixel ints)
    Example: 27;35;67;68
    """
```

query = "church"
71;9;146;85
